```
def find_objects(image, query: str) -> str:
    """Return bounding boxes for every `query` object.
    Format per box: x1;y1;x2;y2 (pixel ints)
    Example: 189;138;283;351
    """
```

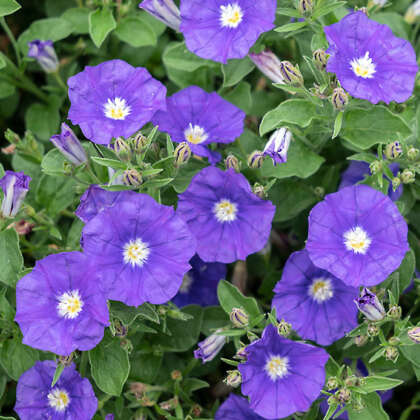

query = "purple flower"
50;123;87;166
105;415;115;420
238;325;328;419
263;128;292;166
68;59;166;145
27;40;59;73
0;171;31;218
152;86;245;164
139;0;181;30
15;361;97;420
249;50;284;84
306;185;409;287
179;0;277;63
194;329;226;363
272;250;359;346
177;167;275;263
81;191;196;306
172;255;226;307
354;287;385;321
15;252;109;356
339;160;403;201
324;11;418;104
215;394;265;420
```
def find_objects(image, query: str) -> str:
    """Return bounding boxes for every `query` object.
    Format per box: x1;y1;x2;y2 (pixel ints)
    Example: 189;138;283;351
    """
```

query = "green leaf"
0;229;23;287
396;249;415;292
89;8;116;48
341;107;411;150
332;111;344;139
115;16;156;47
51;363;65;387
183;378;209;395
313;1;347;19
276;7;301;18
347;392;389;420
261;139;325;179
222;57;255;87
201;306;230;336
323;402;339;420
0;53;6;69
0;0;21;17
89;334;130;396
0;81;15;99
222;81;252;113
130;352;162;383
110;301;159;326
275;21;308;33
172;160;207;193
25;102;60;142
61;7;90;34
400;344;420;367
90;157;127;170
41;148;68;175
358;376;403;393
217;280;261;324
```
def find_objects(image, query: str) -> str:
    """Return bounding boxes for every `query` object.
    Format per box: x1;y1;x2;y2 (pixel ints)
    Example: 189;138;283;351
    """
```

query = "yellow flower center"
48;388;70;412
57;290;83;319
343;226;372;254
184;123;208;145
213;199;238;223
104;97;131;120
350;51;376;79
123;238;150;267
309;278;333;303
220;3;244;28
265;355;289;381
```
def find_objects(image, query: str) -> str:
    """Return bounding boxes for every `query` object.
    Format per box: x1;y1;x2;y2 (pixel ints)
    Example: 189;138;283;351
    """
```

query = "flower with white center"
308;277;334;303
265;355;289;381
220;3;244;28
57;290;84;319
343;226;372;254
213;199;238;223
103;97;131;120
184;123;209;145
179;273;194;293
48;388;71;412
350;51;376;79
123;238;150;268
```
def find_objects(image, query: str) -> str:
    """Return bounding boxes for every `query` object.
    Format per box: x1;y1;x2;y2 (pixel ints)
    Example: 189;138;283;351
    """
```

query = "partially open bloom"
68;59;166;145
249;50;284;84
0;171;31;218
405;0;420;24
180;0;277;63
139;0;181;30
177;166;275;263
50;123;87;166
15;252;109;355
238;325;329;419
355;288;386;321
263;128;292;166
324;11;418;104
307;185;409;287
152;86;245;164
172;255;226;307
27;40;59;73
81;191;196;306
15;361;97;420
194;329;226;363
215;394;265;419
272;250;359;345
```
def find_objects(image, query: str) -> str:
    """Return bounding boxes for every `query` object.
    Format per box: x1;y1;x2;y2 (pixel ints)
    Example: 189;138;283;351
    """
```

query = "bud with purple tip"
263;128;292;166
0;171;31;218
247;150;264;169
139;0;181;31
27;40;59;73
248;50;284;84
194;330;226;363
224;370;242;387
354;288;385;321
50;123;87;166
279;61;304;85
174;142;191;167
230;308;249;328
313;49;328;70
408;327;420;343
331;87;349;111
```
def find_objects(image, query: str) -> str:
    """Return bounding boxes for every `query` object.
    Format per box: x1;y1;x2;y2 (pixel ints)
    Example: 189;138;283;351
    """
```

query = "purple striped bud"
225;154;240;171
230;308;249;328
194;330;226;363
354;288;385;321
224;370;242;387
263;128;292;166
313;49;328;70
249;50;284;84
50;123;87;166
174;142;191;166
385;141;402;160
0;171;31;218
247;150;264;169
27;40;59;73
279;61;304;85
331;87;349;110
123;169;142;186
408;327;420;343
139;0;181;31
299;0;314;16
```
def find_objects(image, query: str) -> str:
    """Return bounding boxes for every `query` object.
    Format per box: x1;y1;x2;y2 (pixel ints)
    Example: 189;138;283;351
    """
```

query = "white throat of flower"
48;388;70;412
213;199;238;223
184;123;208;145
104;97;131;120
309;277;334;303
57;290;83;319
123;238;150;267
220;3;244;28
350;52;376;79
179;273;194;294
343;226;372;254
265;355;289;381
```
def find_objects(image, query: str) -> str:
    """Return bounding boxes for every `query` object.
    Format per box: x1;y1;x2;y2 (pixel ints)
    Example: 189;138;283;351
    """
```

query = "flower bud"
369;160;382;175
277;319;292;337
313;49;328;70
252;183;265;199
331;87;349;111
392;177;401;191
0;171;31;218
248;150;264;169
113;319;128;337
326;376;339;391
114;137;132;162
230;308;249;328
58;354;73;367
314;186;325;198
388;336;400;346
336;388;351;404
194;330;226;363
27;40;59;73
139;0;181;31
279;61;304;85
171;370;182;381
224;370;242;388
123;169;142;186
4;129;20;145
159;397;179;411
263;128;292;166
407;327;420;343
344;376;359;388
50;123;87;166
385;346;399;363
191;404;202;417
354;335;368;347
401;168;415;184
387;305;402;320
131;132;148;154
249;50;284;84
367;323;380;337
385;141;402;160
174;142;191;166
299;0;314;16
407;147;419;161
234;346;247;360
225;154;240;171
405;0;420;24
354;288;385;321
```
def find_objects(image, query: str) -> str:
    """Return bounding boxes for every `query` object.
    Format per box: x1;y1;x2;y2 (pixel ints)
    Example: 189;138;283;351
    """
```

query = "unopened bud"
401;168;415;184
114;137;132;161
385;141;402;160
191;404;202;417
159;397;178;411
224;370;242;387
277;319;292;337
369;160;382;175
4;129;20;145
248;150;264;169
344;375;359;388
314;186;325;198
131;132;148;154
113;319;128;337
337;388;351;404
234;346;247;360
123;169;142;186
58;354;73;367
327;395;338;406
331;87;349;111
225;154;240;171
299;0;314;16
354;288;385;321
174;142;191;166
385;346;399;363
387;305;402;320
253;183;266;199
367;323;380;337
355;335;368;347
313;49;328;70
388;336;400;346
392;177;401;191
279;61;304;85
230;308;249;328
171;370;182;381
27;40;59;73
407;326;420;343
326;376;339;390
407;147;419;161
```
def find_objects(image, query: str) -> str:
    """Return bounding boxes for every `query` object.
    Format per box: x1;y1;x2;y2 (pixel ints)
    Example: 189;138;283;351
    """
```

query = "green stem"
79;351;88;377
52;71;67;91
86;162;101;184
0;17;21;67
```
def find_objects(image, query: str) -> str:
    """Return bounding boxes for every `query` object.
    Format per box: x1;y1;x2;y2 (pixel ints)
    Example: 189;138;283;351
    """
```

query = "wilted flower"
194;329;226;363
0;171;31;218
215;394;265;420
139;0;181;31
249;50;284;84
50;123;87;166
27;40;59;73
15;361;97;420
263;128;292;166
407;326;420;343
354;288;385;321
